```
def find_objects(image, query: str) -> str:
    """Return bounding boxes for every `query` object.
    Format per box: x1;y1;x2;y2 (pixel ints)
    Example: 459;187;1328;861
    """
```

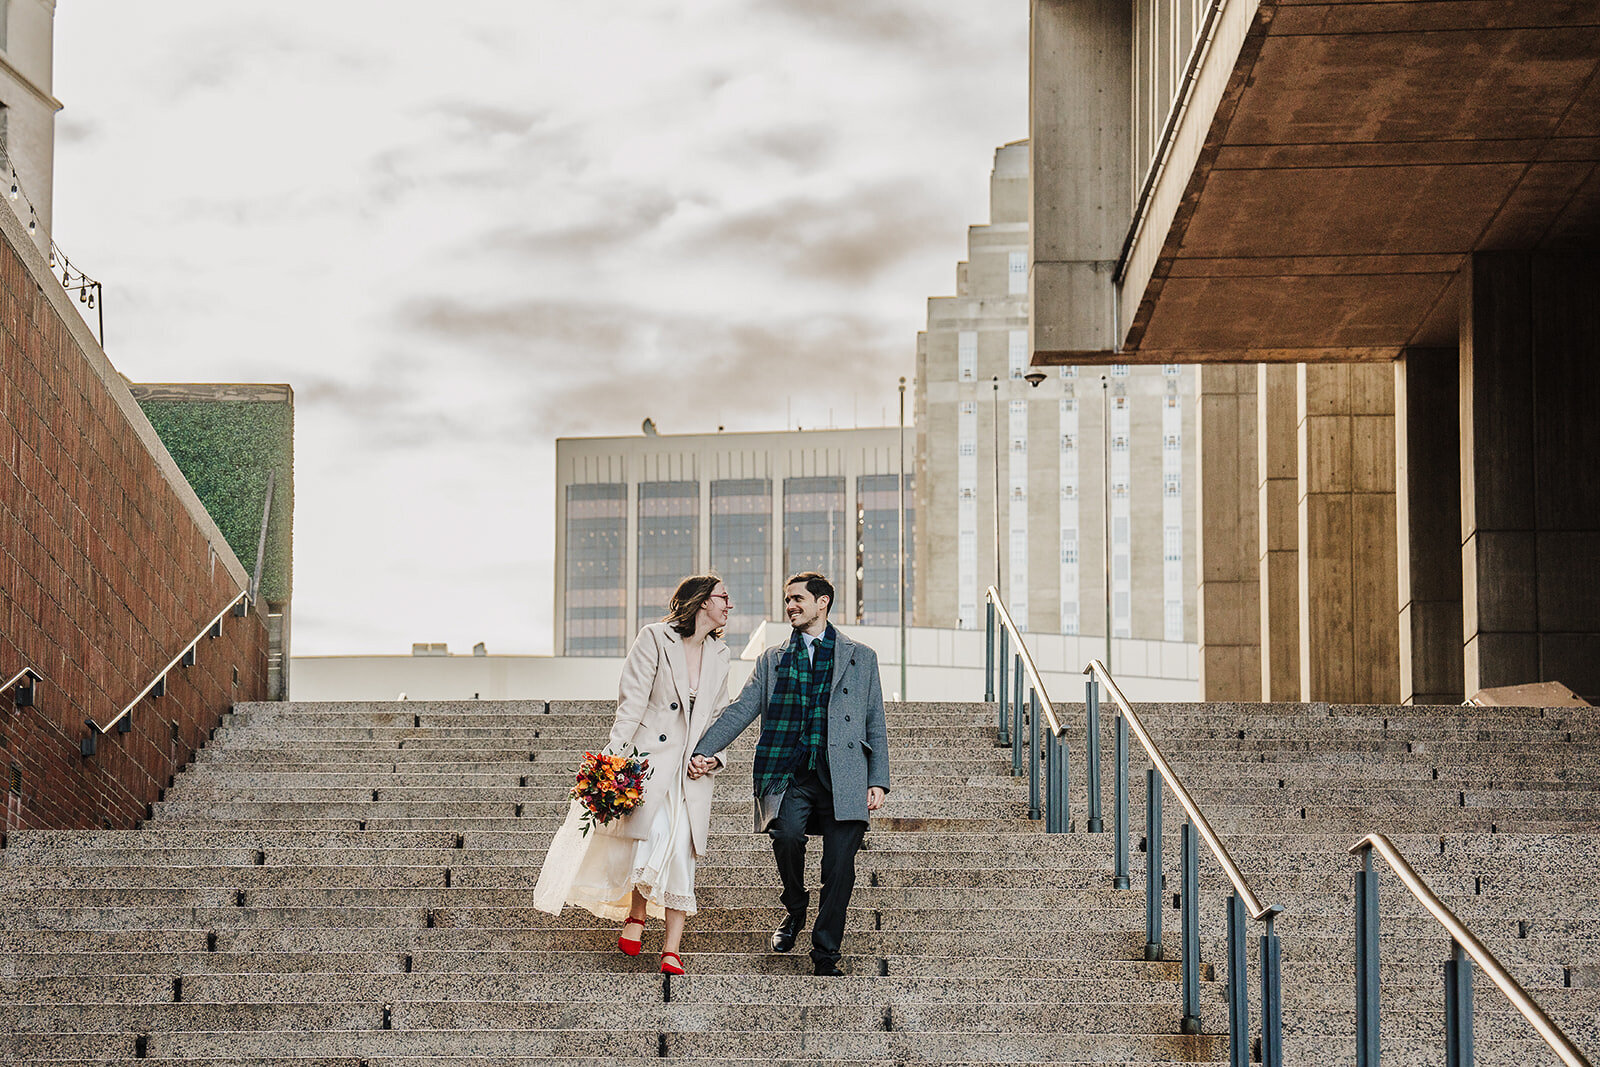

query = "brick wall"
0;207;268;834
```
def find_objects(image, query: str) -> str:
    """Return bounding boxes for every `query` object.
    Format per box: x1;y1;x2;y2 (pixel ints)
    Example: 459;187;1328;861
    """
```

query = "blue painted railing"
1350;833;1592;1067
1086;658;1285;1065
983;587;1285;1064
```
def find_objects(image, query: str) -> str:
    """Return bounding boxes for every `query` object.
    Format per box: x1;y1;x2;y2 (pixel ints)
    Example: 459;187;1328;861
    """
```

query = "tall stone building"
914;141;1196;644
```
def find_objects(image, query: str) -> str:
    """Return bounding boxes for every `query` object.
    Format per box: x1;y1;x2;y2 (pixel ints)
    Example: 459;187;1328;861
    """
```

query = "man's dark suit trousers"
768;766;867;967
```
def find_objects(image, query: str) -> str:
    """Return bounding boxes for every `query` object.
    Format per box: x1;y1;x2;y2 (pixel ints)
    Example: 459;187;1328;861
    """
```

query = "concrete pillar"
1461;253;1600;698
1029;0;1131;357
1297;364;1401;703
1257;364;1300;700
1395;348;1464;705
1195;365;1261;700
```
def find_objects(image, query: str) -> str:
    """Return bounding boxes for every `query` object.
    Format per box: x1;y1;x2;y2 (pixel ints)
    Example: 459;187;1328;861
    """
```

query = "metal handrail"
91;590;250;734
1351;832;1593;1067
1085;657;1277;922
4;666;43;694
986;586;1063;735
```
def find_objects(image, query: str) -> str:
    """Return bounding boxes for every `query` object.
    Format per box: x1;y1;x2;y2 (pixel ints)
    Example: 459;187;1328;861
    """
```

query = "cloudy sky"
52;1;1027;655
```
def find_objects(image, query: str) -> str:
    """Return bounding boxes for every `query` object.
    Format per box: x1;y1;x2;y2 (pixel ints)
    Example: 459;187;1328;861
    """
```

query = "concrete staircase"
0;695;1596;1065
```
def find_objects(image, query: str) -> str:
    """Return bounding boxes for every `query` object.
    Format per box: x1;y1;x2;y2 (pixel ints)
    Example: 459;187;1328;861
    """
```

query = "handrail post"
1085;674;1104;832
1355;849;1381;1067
985;601;995;702
1445;941;1474;1067
1145;768;1163;960
1227;893;1249;1067
1180;818;1201;1033
998;626;1010;747
1260;911;1284;1067
1027;686;1042;821
1113;712;1130;889
1046;722;1068;833
1011;655;1023;777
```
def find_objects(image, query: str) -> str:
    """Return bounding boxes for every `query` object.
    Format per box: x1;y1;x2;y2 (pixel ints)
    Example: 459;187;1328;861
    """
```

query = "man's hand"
687;755;719;779
866;787;886;812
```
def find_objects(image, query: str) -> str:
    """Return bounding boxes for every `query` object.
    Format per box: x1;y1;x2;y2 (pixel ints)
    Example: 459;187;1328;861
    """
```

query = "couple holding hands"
534;571;891;977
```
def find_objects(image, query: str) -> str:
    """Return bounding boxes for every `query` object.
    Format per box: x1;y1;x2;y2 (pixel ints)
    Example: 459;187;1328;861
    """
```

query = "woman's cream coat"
598;622;731;859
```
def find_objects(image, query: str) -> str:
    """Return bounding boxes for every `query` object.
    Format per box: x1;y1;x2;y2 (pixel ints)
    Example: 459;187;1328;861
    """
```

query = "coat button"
844;714;851;722
842;688;849;695
848;741;856;749
659;734;668;742
670;702;678;710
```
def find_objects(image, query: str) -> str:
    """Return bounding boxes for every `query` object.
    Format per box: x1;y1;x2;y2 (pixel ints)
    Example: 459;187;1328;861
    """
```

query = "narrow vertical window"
1008;330;1027;380
958;331;977;382
1008;251;1027;295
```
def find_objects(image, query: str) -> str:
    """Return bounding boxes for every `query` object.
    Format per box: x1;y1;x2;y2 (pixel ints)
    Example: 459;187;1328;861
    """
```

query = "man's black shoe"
770;914;803;953
813;959;846;977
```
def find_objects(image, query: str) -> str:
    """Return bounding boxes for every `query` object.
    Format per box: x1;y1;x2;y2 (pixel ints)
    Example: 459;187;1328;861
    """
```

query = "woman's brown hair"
662;574;725;639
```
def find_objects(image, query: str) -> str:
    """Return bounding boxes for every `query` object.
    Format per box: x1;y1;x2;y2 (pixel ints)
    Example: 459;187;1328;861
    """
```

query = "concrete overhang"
1038;0;1600;365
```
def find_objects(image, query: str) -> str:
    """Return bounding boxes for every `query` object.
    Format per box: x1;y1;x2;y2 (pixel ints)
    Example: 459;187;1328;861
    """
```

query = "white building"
555;425;913;657
915;141;1198;650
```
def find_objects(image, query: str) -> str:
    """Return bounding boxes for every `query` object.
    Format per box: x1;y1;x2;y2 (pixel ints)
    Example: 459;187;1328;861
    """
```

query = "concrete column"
1395;348;1463;705
1029;0;1131;357
1257;364;1300;700
1195;365;1261;700
1297;364;1401;703
1461;253;1600;698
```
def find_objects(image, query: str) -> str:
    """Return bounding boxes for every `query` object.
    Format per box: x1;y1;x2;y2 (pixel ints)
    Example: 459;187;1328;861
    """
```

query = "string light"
3;161;105;346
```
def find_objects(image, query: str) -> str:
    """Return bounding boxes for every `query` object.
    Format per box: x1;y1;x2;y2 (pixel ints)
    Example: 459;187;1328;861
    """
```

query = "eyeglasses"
708;594;734;608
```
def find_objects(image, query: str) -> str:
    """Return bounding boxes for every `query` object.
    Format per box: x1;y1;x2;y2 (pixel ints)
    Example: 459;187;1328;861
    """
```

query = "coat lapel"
661;627;691;712
829;629;853;700
688;638;730;746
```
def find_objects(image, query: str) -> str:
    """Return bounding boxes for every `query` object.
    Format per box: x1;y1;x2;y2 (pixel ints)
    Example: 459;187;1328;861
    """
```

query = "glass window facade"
710;479;771;651
783;476;846;588
637;481;699;634
564;483;627;656
855;473;915;626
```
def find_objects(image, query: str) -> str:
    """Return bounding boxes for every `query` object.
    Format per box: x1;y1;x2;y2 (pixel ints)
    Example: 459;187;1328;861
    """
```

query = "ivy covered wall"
132;386;293;605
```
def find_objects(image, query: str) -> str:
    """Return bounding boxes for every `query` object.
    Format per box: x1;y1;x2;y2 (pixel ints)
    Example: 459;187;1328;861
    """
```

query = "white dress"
532;690;699;919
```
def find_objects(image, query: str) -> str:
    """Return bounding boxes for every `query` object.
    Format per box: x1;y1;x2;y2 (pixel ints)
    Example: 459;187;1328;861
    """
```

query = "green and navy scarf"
753;625;835;797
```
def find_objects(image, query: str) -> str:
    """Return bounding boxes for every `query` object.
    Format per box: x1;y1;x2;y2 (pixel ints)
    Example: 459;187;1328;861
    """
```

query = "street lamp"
898;376;908;703
1102;374;1113;673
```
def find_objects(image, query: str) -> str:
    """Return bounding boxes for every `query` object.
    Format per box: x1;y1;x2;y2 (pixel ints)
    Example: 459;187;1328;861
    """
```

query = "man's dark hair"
784;571;834;614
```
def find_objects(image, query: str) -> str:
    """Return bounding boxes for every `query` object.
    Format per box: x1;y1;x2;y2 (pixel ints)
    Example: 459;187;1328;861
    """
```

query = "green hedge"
137;400;293;603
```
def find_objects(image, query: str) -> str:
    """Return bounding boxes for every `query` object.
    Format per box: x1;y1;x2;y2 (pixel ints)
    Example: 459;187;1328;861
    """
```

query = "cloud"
58;116;100;146
742;123;837;171
686;180;950;284
754;0;930;48
481;187;684;260
429;102;551;140
401;297;903;437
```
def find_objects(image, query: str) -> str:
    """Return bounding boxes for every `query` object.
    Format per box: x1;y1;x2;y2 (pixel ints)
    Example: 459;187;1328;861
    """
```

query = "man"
689;571;890;976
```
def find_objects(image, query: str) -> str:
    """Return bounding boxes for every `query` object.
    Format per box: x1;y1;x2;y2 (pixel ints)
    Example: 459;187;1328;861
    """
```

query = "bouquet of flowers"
570;746;651;836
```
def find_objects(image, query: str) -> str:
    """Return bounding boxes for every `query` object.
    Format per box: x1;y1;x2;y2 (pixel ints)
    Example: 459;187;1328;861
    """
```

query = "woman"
533;574;733;975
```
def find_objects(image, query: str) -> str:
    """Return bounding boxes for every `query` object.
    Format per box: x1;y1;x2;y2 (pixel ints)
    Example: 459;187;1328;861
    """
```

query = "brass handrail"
91;591;250;734
1084;657;1278;922
985;586;1063;736
1351;832;1593;1067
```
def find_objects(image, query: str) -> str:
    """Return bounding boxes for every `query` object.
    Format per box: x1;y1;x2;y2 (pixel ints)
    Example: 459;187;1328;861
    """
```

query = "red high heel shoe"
659;950;685;975
618;917;645;956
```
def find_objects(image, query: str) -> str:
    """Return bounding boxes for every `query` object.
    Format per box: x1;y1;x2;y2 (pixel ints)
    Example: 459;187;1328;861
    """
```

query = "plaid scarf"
752;625;835;798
